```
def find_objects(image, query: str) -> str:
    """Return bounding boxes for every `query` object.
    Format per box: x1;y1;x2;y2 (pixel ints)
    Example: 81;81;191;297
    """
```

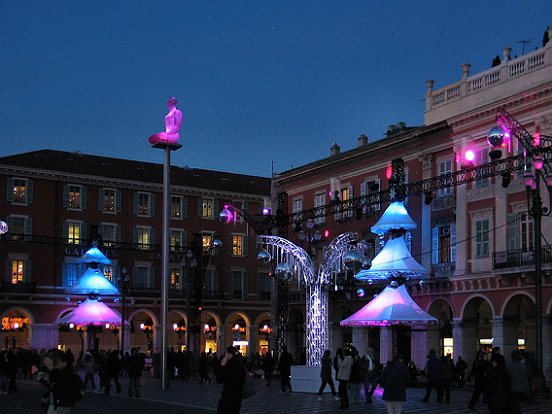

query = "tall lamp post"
118;267;130;351
488;111;552;386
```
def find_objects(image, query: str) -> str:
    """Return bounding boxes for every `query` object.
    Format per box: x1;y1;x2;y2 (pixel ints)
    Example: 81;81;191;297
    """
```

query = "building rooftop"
0;149;272;196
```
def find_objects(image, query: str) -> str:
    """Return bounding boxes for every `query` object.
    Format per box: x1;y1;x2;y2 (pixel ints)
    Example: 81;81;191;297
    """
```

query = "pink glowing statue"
148;97;183;145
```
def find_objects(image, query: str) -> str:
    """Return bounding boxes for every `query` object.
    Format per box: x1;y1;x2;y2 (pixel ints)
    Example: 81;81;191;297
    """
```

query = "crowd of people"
1;344;548;414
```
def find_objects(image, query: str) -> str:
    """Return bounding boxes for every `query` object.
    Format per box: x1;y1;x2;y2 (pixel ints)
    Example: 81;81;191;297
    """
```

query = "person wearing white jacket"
336;348;353;409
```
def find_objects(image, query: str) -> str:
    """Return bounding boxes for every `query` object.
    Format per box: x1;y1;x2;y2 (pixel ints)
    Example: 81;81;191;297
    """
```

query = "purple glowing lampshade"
57;298;124;326
340;283;437;327
81;246;112;265
67;267;120;296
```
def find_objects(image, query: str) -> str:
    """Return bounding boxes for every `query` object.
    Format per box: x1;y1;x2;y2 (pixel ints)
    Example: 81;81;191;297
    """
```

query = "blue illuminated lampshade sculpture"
370;201;417;235
66;245;120;296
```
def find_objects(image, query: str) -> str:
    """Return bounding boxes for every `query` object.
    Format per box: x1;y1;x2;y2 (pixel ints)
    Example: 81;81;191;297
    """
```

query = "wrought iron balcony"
432;262;456;278
493;246;552;270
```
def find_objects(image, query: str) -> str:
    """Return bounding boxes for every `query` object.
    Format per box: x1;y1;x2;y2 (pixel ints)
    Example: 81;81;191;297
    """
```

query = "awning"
66;267;120;296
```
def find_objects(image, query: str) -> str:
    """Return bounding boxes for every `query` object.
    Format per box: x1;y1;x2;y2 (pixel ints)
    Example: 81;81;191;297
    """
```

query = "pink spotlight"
464;149;475;162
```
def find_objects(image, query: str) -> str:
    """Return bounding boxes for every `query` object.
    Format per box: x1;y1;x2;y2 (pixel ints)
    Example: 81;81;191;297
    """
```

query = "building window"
6;216;32;241
438;160;453;196
170;268;182;290
134;226;154;250
314;193;326;225
204;269;219;299
135;192;152;216
258;272;271;300
335;185;353;220
231;234;244;257
201;197;214;218
99;223;119;247
103;265;114;282
8;178;32;205
475;219;490;258
170;229;185;252
431;225;457;264
360;178;381;214
202;232;214;251
62;261;86;287
67;185;84;209
133;265;153;289
292;197;303;214
520;213;534;251
171;196;186;219
11;259;25;284
66;221;82;244
101;188;117;213
475;148;490;188
231;270;246;300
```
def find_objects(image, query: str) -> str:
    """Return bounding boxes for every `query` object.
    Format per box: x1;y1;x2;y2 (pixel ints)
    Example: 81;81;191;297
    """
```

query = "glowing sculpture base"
290;366;324;393
151;141;182;150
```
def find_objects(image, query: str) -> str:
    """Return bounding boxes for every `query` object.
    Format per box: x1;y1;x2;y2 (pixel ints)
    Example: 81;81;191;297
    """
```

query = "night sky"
1;1;550;176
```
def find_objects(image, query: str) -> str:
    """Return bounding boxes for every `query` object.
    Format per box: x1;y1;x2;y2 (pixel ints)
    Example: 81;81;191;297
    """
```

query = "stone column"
352;328;370;354
379;327;394;364
461;320;480;366
250;325;258;357
426;324;441;356
411;327;429;368
454;181;468;275
491;317;517;359
31;323;59;350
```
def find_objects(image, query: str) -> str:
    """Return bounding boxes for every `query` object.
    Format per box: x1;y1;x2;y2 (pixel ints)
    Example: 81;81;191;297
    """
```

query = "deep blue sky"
1;1;550;177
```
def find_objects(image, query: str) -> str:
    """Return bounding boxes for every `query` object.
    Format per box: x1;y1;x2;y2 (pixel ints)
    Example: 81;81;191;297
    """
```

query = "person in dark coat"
421;348;441;402
127;348;144;398
317;350;337;400
277;346;293;392
487;353;511;414
261;352;275;386
103;350;122;395
468;350;491;411
507;349;529;414
216;346;246;414
381;354;409;414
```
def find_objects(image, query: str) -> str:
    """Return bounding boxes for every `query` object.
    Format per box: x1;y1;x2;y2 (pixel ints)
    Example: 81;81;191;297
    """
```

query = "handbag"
242;372;257;399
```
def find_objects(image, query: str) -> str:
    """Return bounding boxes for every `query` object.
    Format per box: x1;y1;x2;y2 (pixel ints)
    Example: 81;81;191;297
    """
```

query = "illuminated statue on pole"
148;97;183;145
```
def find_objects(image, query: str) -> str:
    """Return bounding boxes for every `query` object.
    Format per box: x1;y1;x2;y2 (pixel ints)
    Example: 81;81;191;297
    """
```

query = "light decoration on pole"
258;232;359;366
489;107;552;387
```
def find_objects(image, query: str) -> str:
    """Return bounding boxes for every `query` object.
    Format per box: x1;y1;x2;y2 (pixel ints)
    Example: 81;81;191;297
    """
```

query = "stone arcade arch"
428;298;454;357
460;296;495;364
128;309;158;354
1;307;33;350
225;311;251;355
199;311;222;354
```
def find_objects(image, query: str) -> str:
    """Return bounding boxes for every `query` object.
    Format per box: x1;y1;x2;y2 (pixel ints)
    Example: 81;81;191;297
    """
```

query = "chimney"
330;143;340;156
357;134;368;147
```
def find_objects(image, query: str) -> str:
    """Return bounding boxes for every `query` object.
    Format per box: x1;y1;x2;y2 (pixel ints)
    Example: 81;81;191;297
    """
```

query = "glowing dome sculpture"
340;283;437;327
356;236;428;280
370;201;417;235
58;298;123;326
67;267;120;296
81;246;112;265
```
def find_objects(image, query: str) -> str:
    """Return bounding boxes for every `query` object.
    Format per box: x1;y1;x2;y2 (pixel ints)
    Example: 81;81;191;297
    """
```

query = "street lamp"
488;119;552;386
117;267;130;351
186;233;222;353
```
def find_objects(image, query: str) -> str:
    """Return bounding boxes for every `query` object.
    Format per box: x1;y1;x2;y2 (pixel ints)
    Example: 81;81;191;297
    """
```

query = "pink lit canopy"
57;298;124;326
340;283;437;327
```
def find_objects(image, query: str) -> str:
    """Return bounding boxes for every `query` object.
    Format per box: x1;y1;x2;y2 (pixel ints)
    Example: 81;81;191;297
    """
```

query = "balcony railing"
0;281;37;293
493;246;552;269
432;262;456;278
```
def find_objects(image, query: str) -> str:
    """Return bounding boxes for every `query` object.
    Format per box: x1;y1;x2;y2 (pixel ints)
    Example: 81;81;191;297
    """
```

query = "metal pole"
161;146;170;390
534;170;543;384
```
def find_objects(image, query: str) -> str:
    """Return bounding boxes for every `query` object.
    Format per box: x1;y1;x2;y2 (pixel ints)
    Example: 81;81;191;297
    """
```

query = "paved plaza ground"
1;373;551;414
